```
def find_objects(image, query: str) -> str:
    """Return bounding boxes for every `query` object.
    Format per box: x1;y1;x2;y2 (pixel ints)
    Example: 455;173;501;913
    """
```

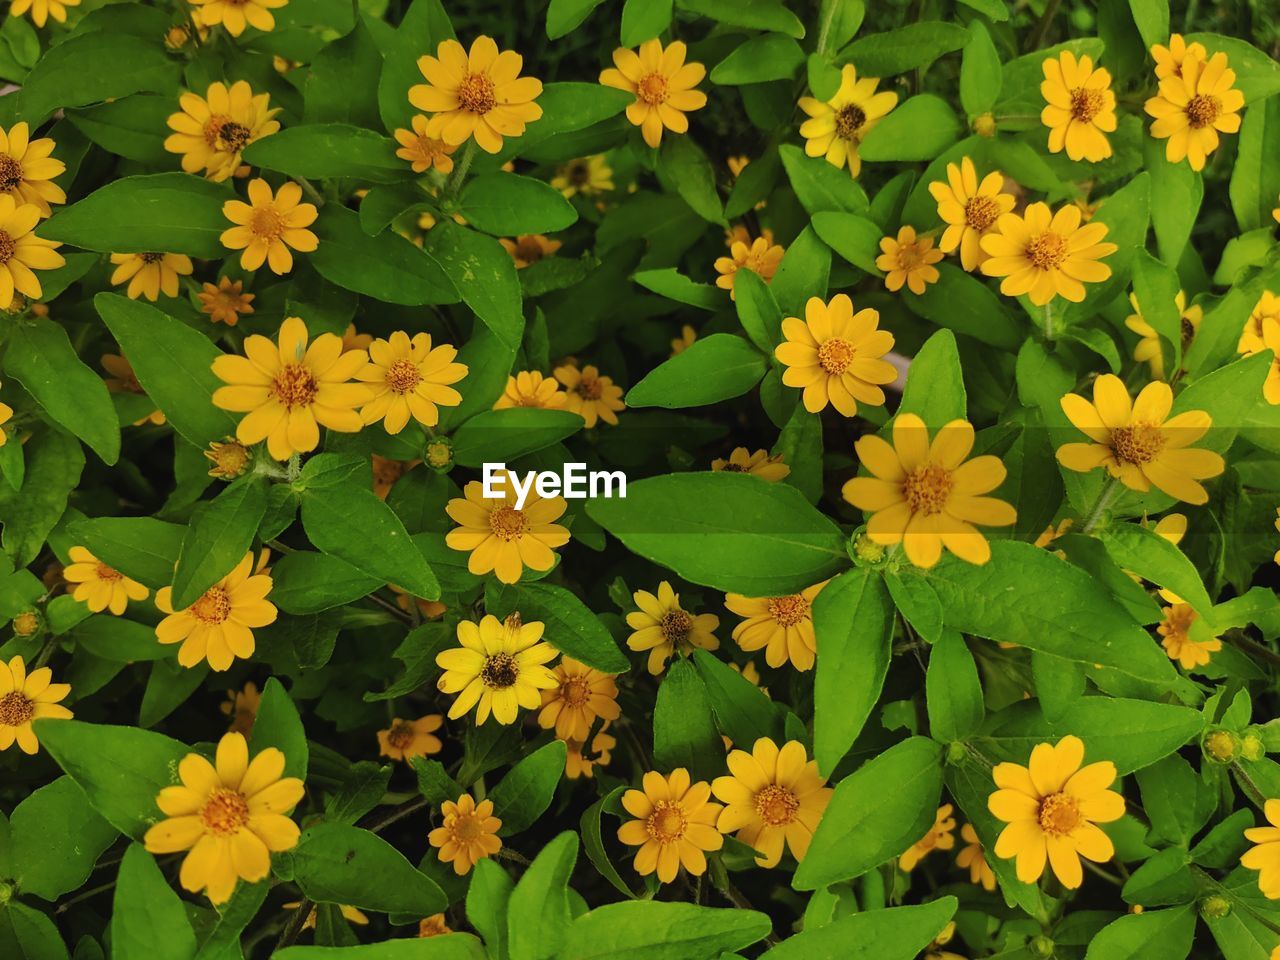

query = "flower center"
894;242;924;271
964;195;1001;231
271;363;318;409
659;609;692;645
452;813;483;841
1037;792;1082;836
1069;88;1105;123
0;155;23;191
573;377;603;401
1109;422;1164;465
1185;94;1221;128
817;337;855;374
457;73;496;114
387;721;416;749
1026;231;1068;271
217;122;251;152
480;652;518;689
250;207;285;242
191;586;232;624
517;237;547;263
385;358;423;395
767;594;810;627
637;73;668;105
140;252;165;264
95;563;123;582
719;462;746;472
212;442;249;476
1180;317;1196;348
200;787;251;836
646;800;687;842
488;505;528;541
0;691;34;727
0;230;13;264
567;161;589;185
754;784;800;826
904;463;954;516
835;104;866;141
560;676;591;707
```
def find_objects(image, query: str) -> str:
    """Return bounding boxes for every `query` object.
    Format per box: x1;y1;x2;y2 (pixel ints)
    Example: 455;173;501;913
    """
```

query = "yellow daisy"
625;581;719;676
0;194;64;303
435;613;558;725
1239;291;1280;355
956;823;997;891
550;155;613;198
377;715;444;762
1144;50;1244;171
418;914;452;937
101;353;165;426
221;179;318;275
154;552;278;671
355;331;466;434
876;226;943;295
1040;51;1117;162
189;0;287;37
493;371;567;410
618;769;722;883
927;157;1016;272
714;235;784;300
565;725;616;780
220;681;260;735
165;81;280;182
9;0;79;27
797;63;898;178
428;793;502;875
1243;800;1280;898
393;115;456;173
900;803;957;871
444;474;570;584
0;655;72;754
1036;518;1074;548
1152;34;1207;81
342;323;373;353
0;389;11;447
600;40;707;149
724;581;826;672
108;252;192;302
537;657;620;742
1258;318;1280;405
553;363;625;428
0;123;66;217
63;546;149;614
198;277;256;326
1124;290;1202;379
711;447;789;482
980;202;1116;305
1157;603;1222;669
499;233;561;268
205;440;251;480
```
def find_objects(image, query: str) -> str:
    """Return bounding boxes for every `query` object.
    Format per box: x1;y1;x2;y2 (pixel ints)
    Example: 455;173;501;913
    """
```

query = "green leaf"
1144;137;1202;264
1083;905;1195;960
268;551;382;614
711;34;805;85
632;268;723;310
412;757;465;804
311;205;457;306
241;124;408;183
1229;94;1280;233
138;658;206;729
0;430;83;568
65;516;183;589
897;329;966;430
304;20;383;128
759;898;957;959
559;901;771;960
1063;172;1150;324
907;263;1023;350
424;221;523;351
653;659;723;781
292;823;447;916
659;136;723;225
860;95;962;161
621;0;673;44
458;173;578;236
192;881;271;960
926;630;984;743
691;649;782;749
779;144;869;215
489;740;568;836
171;477;267;609
466;859;514;959
959;21;1002;116
1136;755;1217;847
547;0;608;38
1128;0;1170;51
507;831;577;960
496;83;634;161
1;901;69;960
110;845;197;960
66;94;172;166
839;22;968;75
18;32;179;125
811;210;883;275
769;226;832;321
627;334;766;409
450;408;584;468
252;677;309;780
486;580;629;672
1099;522;1213;616
376;0;455;132
277;936;487;960
11;777;117;901
733;266;784;352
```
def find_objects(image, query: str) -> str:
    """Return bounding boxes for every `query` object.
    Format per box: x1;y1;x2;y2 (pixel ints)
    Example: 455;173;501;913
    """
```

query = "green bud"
1203;728;1240;764
1199;894;1231;920
1030;934;1055;958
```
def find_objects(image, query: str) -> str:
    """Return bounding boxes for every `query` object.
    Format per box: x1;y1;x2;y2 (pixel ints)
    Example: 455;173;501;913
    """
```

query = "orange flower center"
0;230;13;264
191;586;232;624
894;241;925;271
904;463;954;516
646;800;687;842
516;237;547;263
1037;792;1082;836
754;784;800;826
767;594;810;627
200;787;251;835
271;363;319;409
0;691;34;727
817;336;855;374
457;73;497;114
481;652;518;689
637;73;669;105
95;563;123;582
659;609;692;645
835;104;866;141
250;206;285;243
573;376;603;400
217;122;251;152
1069;87;1105;123
450;812;484;841
1109;422;1164;465
965;195;1001;231
1026;231;1068;271
1185;94;1221;128
488;505;528;541
387;720;416;750
559;676;591;707
385;358;423;395
0;155;23;191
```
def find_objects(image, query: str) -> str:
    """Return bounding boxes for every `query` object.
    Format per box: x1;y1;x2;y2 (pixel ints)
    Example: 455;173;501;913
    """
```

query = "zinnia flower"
600;40;707;149
900;803;957;871
102;353;165;426
435;613;558;724
143;732;304;905
843;414;1017;569
1056;375;1225;504
714;236;784;299
1040;51;1117;162
500;234;560;268
626;581;719;676
1240;292;1280;354
221;681;260;735
537;657;620;742
221;179;318;275
0;123;66;217
551;155;613;197
618;769;722;882
377;715;444;762
9;0;79;28
205;440;251;480
428;793;502;875
711;447;789;481
1157;603;1222;669
444;474;570;584
1144;50;1244;171
928;157;1016;272
0;194;64;303
198;277;255;326
724;582;826;672
165;81;280;182
553;363;624;428
1243;800;1280;898
956;823;997;891
393;115;456;173
1152;34;1207;80
493;371;567;410
63;546;149;614
875;226;943;294
798;63;898;178
154;552;278;671
0;655;72;754
1124;290;1202;379
189;0;287;37
355;331;467;434
980;202;1116;306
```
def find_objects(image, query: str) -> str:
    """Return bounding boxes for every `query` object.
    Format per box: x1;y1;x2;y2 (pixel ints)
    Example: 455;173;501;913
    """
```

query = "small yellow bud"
425;437;453;471
205;440;251;480
1203;729;1239;764
11;610;41;638
973;112;997;137
1242;732;1265;761
852;533;886;564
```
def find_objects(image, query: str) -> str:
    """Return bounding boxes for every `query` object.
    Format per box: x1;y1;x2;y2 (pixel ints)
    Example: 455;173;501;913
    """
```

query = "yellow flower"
101;353;165;426
956;823;997;891
928;158;1016;272
1056;375;1224;504
600;39;707;149
712;738;832;868
0;194;64;303
0;388;11;447
221;179;319;275
553;363;625;428
1040;51;1117;162
377;714;444;762
342;323;373;353
729;660;767;695
394;115;456;174
714;236;784;300
1259;318;1280;405
988;735;1125;888
9;0;79;27
774;294;897;417
499;233;561;268
565;725;616;780
108;252;192;302
711;447;789;482
198;277;255;326
371;455;418;499
1157;603;1222;669
429;793;502;875
1152;34;1207;80
727;155;751;178
1124;290;1202;379
155;552;278;671
221;681;261;735
618;769;722;882
284;902;368;932
0;655;72;754
143;732;304;905
843;414;1017;569
1240;291;1280;354
798;63;898;178
537;657;620;742
0;123;66;217
726;224;773;249
1243;800;1280;898
444;474;570;584
724;582;826;672
409;36;543;154
165;82;280;182
876;226;943;295
626;581;719;676
205;439;251;480
1035;518;1073;548
189;0;286;37
671;324;697;356
418;914;452;937
435;613;558;724
389;584;446;621
551;155;613;198
493;371;567;410
63;546;149;614
900;803;957;871
1144;50;1244;171
355;331;466;434
212;316;368;461
925;922;966;960
979;202;1116;306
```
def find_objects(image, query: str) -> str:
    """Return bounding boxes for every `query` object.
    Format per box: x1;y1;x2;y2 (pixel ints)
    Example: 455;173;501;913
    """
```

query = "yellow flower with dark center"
409;36;543;154
198;277;255;326
0;123;65;217
843;414;1017;569
0;655;72;754
189;0;287;37
1056;375;1224;504
724;581;826;672
714;236;784;299
979;202;1116;305
876;226;943;294
143;732;304;905
109;252;192;302
600;39;707;149
371;455;418;499
618;769;723;882
377;714;444;762
0;194;64;304
900;803;957;871
1258;318;1280;405
355;331;467;434
205;439;251;480
712;738;832;868
553;362;625;428
212;316;368;461
221;179;319;275
428;793;503;875
444;474;570;584
956;823;997;891
101;353;165;426
9;0;79;27
165;81;280;182
155;552;278;671
1144;50;1244;171
565;725;616;780
1152;34;1207;80
418;914;452;937
711;447;789;482
220;681;260;735
537;657;620;742
436;613;558;724
798;64;898;178
774;294;897;417
1243;800;1280;898
499;233;561;268
493;370;567;410
1240;291;1280;354
551;155;613;198
63;546;149;614
988;735;1125;888
928;158;1016;272
1124;290;1202;379
1040;51;1117;162
671;324;697;356
626;581;719;676
393;115;456;174
1157;603;1222;669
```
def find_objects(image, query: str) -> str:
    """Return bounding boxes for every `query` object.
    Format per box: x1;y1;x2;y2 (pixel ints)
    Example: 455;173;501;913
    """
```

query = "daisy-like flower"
565;725;616;780
774;294;897;417
212;316;368;461
1040;52;1117;162
1124;290;1202;379
980;202;1116;306
377;714;444;762
671;324;697;356
154;552;278;671
928;158;1016;272
143;732;304;905
342;324;373;353
1144;50;1244;171
109;252;192;302
444;474;570;584
1152;34;1208;80
956;823;997;891
394;115;456;174
0;195;64;303
798;63;898;178
102;354;165;426
900;803;957;871
1243;800;1280;899
165;82;280;182
188;0;287;37
1056;375;1225;504
63;546;149;614
493;371;567;411
553;363;625;428
600;40;707;149
429;793;502;875
436;613;558;724
988;735;1125;888
371;455;418;499
843;414;1018;569
1257;318;1280;406
205;439;251;480
0;656;71;754
199;277;255;326
1157;603;1222;669
418;914;452;937
551;155;613;198
355;331;467;434
618;769;722;882
0;123;65;217
9;0;79;28
711;447;789;482
0;389;11;447
724;582;826;672
221;681;260;735
222;179;318;275
714;235;784;300
499;234;561;269
537;657;620;742
876;226;943;295
409;36;543;154
626;581;719;676
1240;291;1280;355
712;738;832;868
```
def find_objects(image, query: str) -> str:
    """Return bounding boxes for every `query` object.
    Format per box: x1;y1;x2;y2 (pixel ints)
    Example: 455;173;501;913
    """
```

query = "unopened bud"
1203;728;1239;764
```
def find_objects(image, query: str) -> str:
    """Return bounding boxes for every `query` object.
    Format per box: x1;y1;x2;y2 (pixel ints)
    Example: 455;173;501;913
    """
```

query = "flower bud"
425;436;454;471
1203;728;1240;764
974;112;997;138
1199;894;1231;920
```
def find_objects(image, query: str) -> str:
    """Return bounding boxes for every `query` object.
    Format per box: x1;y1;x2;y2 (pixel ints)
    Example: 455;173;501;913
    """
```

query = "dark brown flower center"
191;586;232;624
659;609;692;645
755;784;800;826
516;237;547;263
0;230;14;264
964;195;1001;231
638;73;668;105
767;594;810;627
817;337;855;374
835;104;866;141
481;652;518;689
0;155;23;191
567;161;589;185
646;800;687;842
1027;231;1068;271
200;787;250;836
1110;423;1164;465
217;122;251;152
573;377;603;400
488;505;528;541
1037;792;1081;836
904;463;954;516
387;721;416;749
0;691;34;726
1070;88;1105;123
140;252;165;264
385;358;423;395
1185;94;1221;128
271;363;318;409
458;73;497;114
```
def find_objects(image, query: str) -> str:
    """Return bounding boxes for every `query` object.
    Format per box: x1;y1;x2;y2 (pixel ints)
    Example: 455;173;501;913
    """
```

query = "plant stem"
1232;760;1270;808
1081;477;1121;535
274;898;313;952
296;177;325;207
1042;303;1054;341
444;141;477;198
1026;0;1063;51
1225;631;1280;668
